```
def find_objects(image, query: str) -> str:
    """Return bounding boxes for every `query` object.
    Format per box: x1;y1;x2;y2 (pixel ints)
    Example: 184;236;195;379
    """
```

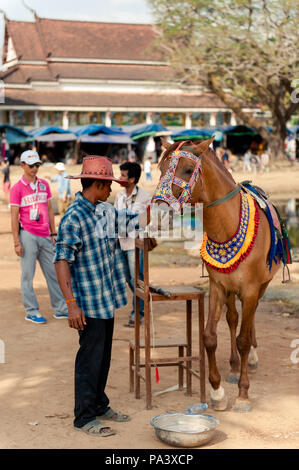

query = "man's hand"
67;302;86;330
14;242;23;257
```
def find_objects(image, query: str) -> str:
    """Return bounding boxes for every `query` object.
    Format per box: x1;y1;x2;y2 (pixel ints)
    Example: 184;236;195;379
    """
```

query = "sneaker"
25;314;47;324
124;317;144;328
53;313;68;319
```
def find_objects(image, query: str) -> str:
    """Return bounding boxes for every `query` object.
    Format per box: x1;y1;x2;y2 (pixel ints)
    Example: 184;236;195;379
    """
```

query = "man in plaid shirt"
54;156;142;437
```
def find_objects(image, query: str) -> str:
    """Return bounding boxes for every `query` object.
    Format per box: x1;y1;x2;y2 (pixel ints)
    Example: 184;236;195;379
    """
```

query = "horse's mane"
158;140;236;186
204;147;236;185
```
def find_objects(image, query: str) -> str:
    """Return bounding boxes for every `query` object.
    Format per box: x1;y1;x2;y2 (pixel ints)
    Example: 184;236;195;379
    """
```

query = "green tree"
148;0;299;160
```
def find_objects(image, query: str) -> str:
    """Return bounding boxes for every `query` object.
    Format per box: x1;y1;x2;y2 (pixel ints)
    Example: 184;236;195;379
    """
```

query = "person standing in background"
143;156;152;182
114;161;151;327
47;162;72;217
9;150;68;324
243;149;252;173
2;158;11;208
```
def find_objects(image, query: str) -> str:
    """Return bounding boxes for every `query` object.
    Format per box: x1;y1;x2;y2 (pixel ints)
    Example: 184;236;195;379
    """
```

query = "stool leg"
186;299;192;396
178;345;184;390
129;345;134;393
199;295;206;403
135;293;141;399
144;296;152;409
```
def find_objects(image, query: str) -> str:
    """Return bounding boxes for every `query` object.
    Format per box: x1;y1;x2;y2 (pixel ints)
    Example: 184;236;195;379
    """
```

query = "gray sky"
0;0;152;23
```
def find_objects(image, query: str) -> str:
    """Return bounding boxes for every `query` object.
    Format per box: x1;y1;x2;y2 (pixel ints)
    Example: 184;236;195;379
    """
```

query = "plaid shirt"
54;192;139;319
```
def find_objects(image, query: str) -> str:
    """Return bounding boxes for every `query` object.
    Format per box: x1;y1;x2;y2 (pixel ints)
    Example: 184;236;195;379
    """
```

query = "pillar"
105;110;111;127
34;110;40;128
62;111;69;130
146;112;153;124
210;112;217;127
185;112;192;129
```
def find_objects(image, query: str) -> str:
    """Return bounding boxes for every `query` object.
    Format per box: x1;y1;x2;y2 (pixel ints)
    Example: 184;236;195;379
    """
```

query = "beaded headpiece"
152;141;202;211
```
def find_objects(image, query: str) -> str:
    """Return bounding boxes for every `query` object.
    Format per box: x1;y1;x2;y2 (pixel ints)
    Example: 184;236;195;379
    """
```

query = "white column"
9;110;15;125
210;112;217;127
105;110;111;127
230;113;237;126
62;111;69;130
34;110;40;128
185;112;192;129
146;112;153;124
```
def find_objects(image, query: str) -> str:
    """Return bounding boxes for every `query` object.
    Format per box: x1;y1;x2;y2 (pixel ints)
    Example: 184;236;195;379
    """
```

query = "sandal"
98;407;131;422
74;418;116;436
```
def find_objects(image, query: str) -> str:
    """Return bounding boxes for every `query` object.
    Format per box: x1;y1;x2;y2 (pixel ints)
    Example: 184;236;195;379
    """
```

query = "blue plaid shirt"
54;192;139;319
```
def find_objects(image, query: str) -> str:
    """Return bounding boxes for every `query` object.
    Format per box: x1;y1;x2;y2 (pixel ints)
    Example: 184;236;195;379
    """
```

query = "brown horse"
152;137;281;412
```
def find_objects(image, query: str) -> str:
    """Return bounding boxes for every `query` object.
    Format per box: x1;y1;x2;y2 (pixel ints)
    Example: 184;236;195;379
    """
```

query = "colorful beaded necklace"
200;190;260;273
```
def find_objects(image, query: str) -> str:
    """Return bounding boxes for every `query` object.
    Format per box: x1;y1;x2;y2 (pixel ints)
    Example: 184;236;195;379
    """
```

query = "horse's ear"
194;136;215;155
160;137;172;151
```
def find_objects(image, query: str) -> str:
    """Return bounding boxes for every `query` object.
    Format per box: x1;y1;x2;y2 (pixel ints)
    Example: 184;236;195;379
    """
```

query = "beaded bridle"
151;141;203;211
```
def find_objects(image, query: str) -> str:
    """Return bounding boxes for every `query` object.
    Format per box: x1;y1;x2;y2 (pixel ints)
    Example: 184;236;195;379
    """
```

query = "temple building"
0;14;256;132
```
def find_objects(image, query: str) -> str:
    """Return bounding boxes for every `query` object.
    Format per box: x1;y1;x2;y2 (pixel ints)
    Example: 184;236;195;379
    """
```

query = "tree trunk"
266;134;288;162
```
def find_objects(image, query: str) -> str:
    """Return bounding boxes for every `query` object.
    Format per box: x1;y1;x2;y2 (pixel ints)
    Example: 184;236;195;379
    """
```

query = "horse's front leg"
226;292;240;384
234;292;259;412
204;279;228;411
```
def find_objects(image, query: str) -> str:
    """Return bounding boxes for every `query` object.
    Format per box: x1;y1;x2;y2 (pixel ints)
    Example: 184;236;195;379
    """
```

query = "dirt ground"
0;162;298;450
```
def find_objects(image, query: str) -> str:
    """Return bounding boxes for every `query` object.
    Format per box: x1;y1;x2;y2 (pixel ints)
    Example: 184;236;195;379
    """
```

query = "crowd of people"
215;146;270;175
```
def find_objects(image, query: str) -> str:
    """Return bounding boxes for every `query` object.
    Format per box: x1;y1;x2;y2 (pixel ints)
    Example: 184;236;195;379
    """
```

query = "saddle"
240;181;292;282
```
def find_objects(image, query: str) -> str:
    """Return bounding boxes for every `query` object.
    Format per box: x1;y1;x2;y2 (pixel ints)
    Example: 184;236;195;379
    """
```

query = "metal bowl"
150;413;219;448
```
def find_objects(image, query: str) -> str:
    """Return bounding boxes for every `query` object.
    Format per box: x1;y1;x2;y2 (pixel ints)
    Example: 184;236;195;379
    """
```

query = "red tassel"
155;367;160;383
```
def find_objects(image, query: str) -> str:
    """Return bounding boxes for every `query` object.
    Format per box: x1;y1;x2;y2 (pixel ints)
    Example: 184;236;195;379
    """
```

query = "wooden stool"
129;236;206;409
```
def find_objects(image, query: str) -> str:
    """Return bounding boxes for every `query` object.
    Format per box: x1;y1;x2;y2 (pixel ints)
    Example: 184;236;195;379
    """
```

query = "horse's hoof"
227;373;240;384
210;395;228;411
233;398;252;413
209;385;228;411
248;362;258;372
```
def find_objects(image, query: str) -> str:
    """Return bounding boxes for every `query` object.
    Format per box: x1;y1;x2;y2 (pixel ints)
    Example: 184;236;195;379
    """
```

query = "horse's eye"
185;168;193;175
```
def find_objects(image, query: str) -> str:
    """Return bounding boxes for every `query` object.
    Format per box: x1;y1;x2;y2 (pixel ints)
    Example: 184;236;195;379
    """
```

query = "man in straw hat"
54;155;144;436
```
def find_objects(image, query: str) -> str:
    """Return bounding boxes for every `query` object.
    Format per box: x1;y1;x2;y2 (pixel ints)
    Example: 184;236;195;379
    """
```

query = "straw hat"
67;155;127;186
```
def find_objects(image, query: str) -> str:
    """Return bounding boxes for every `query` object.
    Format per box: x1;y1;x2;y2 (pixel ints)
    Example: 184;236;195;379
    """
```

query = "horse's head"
152;137;215;211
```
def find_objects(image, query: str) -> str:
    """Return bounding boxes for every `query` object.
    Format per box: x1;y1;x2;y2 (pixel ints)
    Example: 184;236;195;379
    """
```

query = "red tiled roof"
1;62;174;83
5;18;164;62
1;65;55;83
6;20;45;61
3;89;226;109
39;19;163;61
48;63;173;81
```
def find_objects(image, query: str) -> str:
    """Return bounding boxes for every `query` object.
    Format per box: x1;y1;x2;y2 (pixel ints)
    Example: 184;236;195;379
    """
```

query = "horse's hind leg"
248;322;259;372
226;292;240;384
204;280;228;411
248;281;269;373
